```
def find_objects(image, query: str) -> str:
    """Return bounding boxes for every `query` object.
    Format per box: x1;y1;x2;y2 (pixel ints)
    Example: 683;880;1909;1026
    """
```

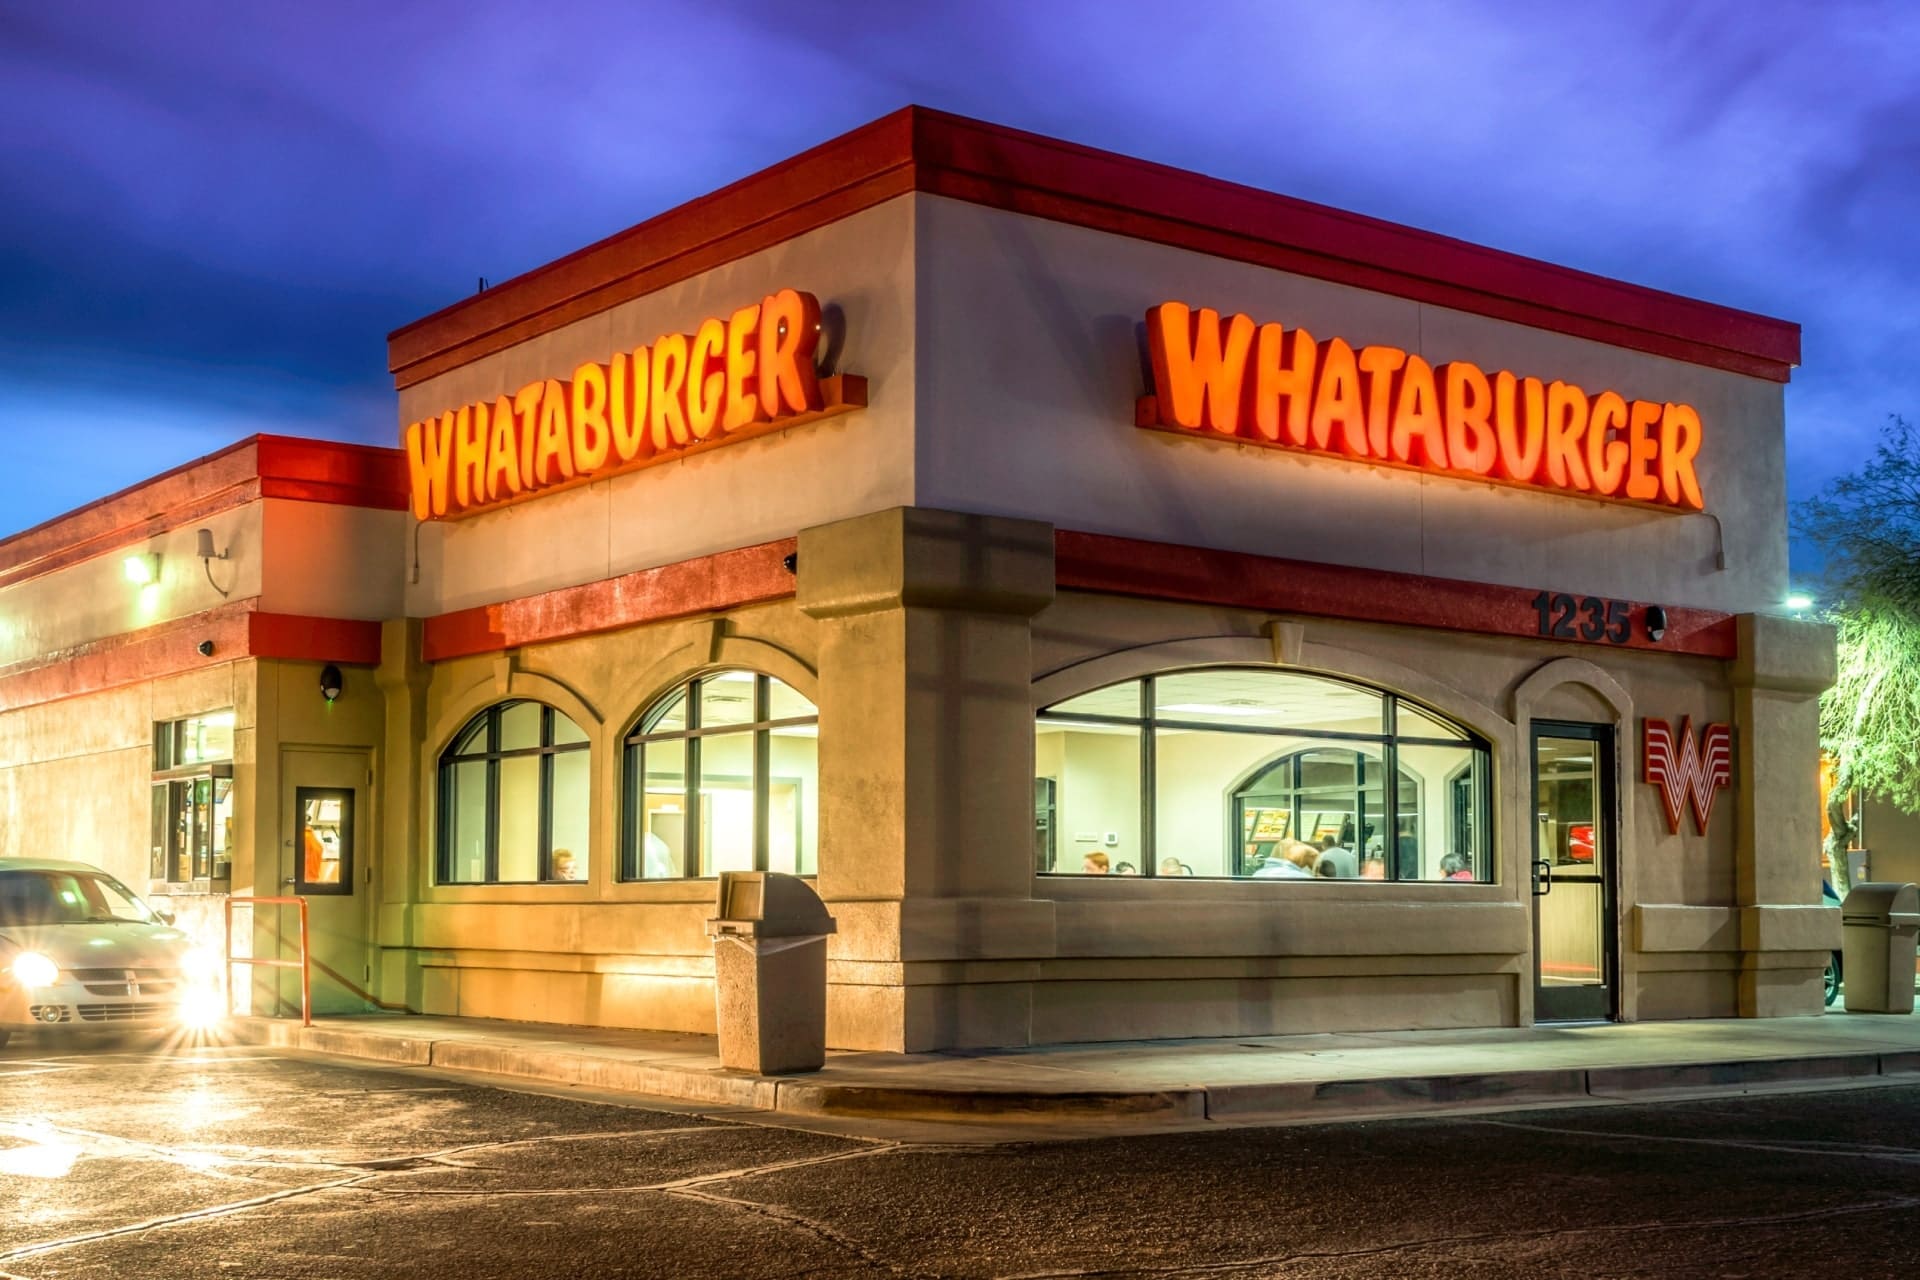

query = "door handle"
1532;859;1553;897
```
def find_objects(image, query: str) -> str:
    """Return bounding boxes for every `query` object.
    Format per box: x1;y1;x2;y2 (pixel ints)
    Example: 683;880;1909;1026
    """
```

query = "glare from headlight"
11;952;58;988
180;946;222;985
177;986;224;1029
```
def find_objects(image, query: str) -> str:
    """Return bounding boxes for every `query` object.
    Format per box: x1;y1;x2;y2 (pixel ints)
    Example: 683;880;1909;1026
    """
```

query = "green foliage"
1797;416;1920;613
1820;606;1920;811
1798;417;1920;812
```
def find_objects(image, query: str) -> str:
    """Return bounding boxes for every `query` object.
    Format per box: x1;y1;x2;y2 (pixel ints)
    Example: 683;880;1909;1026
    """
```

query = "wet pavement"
4;1036;1919;1278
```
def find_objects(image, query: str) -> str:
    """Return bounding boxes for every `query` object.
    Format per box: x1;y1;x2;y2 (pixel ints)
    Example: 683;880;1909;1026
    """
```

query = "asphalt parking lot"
4;1037;1920;1278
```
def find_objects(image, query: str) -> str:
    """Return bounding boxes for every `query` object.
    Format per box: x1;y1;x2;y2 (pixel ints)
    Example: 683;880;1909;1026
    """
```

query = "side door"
1531;722;1620;1023
280;746;374;1015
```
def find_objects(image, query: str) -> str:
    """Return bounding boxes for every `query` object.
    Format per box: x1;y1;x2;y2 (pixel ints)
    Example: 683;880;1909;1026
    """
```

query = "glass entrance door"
1532;723;1617;1022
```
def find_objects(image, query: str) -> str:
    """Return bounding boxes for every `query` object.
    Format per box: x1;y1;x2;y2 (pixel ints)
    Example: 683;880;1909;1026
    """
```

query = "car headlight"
11;952;58;988
180;946;222;985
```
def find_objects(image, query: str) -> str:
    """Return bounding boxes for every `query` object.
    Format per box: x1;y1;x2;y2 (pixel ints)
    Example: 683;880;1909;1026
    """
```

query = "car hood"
0;922;196;969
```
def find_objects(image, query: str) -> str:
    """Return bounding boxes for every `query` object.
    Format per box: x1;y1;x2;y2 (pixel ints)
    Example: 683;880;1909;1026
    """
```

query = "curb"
227;1020;1916;1128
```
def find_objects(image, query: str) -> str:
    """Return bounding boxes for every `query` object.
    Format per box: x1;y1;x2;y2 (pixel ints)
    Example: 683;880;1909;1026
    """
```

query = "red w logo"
1643;718;1732;834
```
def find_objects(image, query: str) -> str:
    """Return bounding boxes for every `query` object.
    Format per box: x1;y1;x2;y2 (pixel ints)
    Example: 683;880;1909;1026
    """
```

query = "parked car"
1823;879;1844;1007
0;858;221;1046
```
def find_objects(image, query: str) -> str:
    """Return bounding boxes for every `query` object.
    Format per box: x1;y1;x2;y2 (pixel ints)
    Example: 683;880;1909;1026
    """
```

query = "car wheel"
1825;952;1842;1007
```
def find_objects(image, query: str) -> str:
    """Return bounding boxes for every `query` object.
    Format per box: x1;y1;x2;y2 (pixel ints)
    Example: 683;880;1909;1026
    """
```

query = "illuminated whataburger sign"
405;288;864;520
1136;302;1706;511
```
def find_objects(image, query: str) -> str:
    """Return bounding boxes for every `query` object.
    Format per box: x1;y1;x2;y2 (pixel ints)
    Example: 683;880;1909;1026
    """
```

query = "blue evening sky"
2;1;1914;576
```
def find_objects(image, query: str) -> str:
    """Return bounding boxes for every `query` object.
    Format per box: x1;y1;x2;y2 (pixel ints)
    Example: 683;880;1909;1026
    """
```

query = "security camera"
1644;605;1668;643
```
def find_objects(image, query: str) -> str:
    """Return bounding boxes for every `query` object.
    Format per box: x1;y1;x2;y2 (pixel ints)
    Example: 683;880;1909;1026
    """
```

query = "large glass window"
150;711;235;886
1035;668;1492;882
437;701;591;884
621;671;818;879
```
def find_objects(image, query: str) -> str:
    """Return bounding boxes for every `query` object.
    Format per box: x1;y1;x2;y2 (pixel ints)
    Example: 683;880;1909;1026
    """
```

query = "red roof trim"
0;604;383;716
421;539;799;662
1055;530;1738;659
0;434;408;592
389;106;1799;391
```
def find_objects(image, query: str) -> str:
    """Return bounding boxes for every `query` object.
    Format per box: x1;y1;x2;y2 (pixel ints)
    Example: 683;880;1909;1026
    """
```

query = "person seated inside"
1082;851;1110;875
1115;860;1138;875
1253;841;1319;878
1314;845;1359;878
550;848;582;881
1158;857;1192;876
1440;852;1475;882
1359;857;1387;880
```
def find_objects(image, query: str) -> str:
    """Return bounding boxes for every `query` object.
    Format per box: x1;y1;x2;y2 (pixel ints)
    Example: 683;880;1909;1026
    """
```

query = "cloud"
1;0;1912;550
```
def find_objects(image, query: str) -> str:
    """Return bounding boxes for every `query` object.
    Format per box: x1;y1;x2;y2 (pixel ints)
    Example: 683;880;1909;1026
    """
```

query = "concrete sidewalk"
228;1011;1920;1131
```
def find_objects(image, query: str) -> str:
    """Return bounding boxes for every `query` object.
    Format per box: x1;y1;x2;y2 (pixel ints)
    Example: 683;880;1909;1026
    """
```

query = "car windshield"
0;870;158;926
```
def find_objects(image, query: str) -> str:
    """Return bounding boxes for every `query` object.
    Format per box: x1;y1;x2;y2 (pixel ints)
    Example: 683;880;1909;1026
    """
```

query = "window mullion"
1140;676;1155;875
1384;743;1400;882
484;708;501;883
754;676;771;872
538;749;554;882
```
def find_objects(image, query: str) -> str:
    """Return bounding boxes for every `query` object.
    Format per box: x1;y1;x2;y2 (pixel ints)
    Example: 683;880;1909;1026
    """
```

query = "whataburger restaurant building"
0;108;1839;1051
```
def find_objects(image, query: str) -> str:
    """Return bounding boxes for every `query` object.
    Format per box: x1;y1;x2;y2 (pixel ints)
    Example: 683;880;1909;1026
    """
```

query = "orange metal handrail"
224;896;311;1027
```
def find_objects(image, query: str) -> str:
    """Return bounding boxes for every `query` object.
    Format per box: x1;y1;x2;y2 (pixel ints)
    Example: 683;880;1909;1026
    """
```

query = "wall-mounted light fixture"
320;664;344;704
196;640;216;658
196;528;232;598
1644;605;1668;643
123;552;160;586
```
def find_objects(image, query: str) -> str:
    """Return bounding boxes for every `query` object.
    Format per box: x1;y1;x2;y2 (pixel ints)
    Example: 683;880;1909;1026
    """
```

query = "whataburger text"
1139;301;1706;511
405;288;844;520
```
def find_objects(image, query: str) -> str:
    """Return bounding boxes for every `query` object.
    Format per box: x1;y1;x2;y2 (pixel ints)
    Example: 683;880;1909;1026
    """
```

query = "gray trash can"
1841;882;1920;1014
706;871;837;1073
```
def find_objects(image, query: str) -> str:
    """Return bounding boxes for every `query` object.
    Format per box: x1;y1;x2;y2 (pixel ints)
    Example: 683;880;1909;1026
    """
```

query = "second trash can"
706;871;837;1073
1841;882;1920;1014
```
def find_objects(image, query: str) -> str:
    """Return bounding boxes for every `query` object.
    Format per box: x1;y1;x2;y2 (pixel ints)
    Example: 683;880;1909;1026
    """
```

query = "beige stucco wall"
0;507;262;665
372;599;822;1033
258;501;409;621
0;661;260;939
349;503;1824;1052
398;197;920;616
912;194;1787;617
1860;797;1920;890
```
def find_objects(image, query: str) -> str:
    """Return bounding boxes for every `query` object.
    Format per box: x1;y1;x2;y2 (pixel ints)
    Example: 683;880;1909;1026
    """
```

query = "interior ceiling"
1046;672;1389;728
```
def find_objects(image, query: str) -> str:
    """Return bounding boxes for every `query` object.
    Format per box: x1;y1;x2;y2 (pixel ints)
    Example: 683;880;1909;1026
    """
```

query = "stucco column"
798;507;1056;1050
374;616;427;1009
1731;613;1839;1017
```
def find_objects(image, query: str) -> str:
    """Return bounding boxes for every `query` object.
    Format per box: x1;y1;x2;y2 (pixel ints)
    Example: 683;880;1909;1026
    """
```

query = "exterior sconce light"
197;527;232;598
1644;605;1668;643
320;664;344;704
196;640;216;658
1786;593;1814;614
123;552;160;586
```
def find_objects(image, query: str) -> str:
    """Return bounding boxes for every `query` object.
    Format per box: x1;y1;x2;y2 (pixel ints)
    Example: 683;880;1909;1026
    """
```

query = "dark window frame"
150;709;236;887
436;700;590;885
294;785;356;896
1035;667;1494;882
619;672;818;880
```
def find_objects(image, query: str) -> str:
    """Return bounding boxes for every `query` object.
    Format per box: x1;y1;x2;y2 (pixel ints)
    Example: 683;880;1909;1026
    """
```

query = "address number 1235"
1532;591;1631;643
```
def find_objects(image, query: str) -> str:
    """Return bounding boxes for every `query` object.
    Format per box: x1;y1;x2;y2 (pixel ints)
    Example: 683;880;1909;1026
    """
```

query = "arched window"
1033;668;1491;881
438;701;591;884
621;671;818;879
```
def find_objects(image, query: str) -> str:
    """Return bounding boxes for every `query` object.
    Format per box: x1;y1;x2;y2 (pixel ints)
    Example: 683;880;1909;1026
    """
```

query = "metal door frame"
1530;720;1620;1023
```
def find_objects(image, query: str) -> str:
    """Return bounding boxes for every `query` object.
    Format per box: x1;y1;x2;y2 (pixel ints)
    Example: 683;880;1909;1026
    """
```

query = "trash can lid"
1841;881;1920;923
705;870;837;938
